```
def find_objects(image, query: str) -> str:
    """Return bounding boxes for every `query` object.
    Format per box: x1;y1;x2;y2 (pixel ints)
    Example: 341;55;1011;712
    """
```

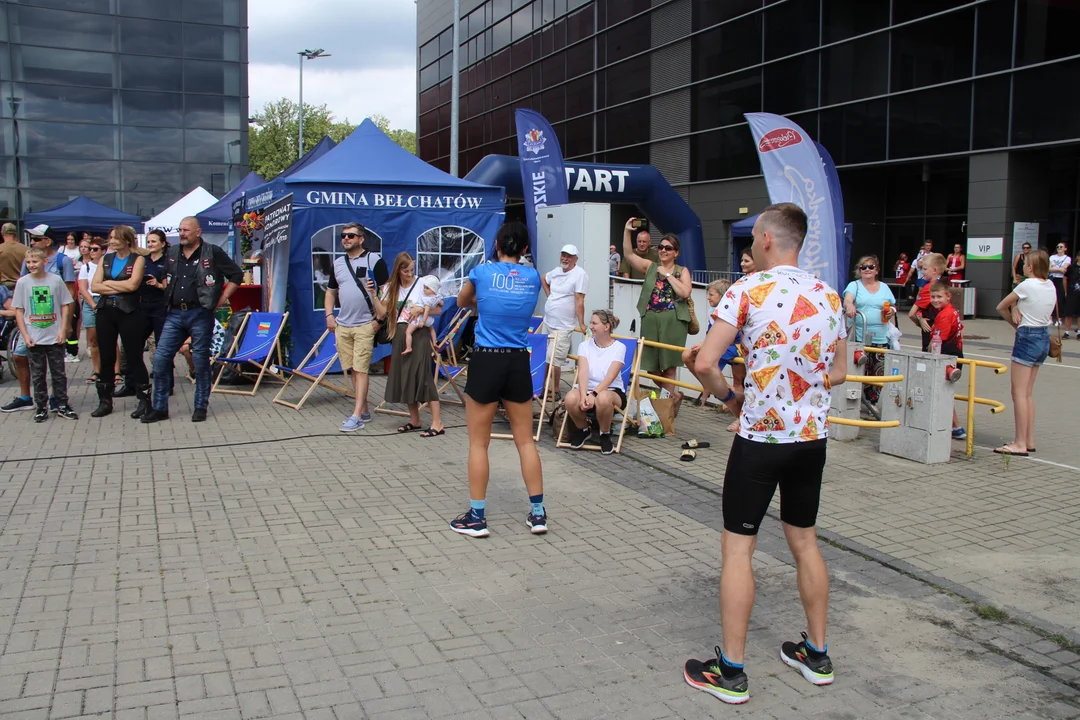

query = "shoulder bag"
678;267;700;335
1050;298;1063;362
343;254;395;344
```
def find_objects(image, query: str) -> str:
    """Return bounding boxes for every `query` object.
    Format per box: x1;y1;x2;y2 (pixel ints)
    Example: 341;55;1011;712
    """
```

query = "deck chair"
556;336;643;454
432;307;472;406
211;311;288;396
527;316;543;333
271;329;351;410
492;331;555;443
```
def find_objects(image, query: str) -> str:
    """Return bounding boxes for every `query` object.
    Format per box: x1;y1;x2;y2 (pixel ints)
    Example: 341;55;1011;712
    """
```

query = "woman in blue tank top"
450;222;546;539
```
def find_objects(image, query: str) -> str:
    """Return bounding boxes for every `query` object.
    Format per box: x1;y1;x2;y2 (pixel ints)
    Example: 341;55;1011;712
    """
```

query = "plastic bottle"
930;330;942;355
881;301;891;323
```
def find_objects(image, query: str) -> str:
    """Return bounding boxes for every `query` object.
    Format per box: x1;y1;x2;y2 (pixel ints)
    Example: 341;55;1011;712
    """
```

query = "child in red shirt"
928;279;965;437
908;253;946;350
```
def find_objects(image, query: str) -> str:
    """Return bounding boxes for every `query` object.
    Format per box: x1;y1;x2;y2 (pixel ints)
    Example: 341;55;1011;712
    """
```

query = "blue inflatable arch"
464;155;705;271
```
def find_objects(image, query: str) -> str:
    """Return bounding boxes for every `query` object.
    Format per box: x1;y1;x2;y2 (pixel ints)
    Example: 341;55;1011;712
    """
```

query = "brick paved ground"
0;338;1078;719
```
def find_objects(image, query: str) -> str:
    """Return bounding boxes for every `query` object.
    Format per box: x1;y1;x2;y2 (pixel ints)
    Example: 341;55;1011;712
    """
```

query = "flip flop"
419;427;445;438
397;422;421;433
680;449;696;462
682;440;711;450
85;372;100;384
1028;448;1036;453
993;445;1029;457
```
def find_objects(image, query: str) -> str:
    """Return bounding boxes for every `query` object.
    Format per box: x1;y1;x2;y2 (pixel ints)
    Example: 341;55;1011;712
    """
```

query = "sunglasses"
859;264;876;271
341;232;361;239
90;247;104;252
657;244;676;252
1023;246;1031;250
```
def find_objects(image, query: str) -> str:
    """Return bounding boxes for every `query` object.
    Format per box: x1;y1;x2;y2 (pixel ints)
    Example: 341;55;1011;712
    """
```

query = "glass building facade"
0;0;249;221
417;0;1080;310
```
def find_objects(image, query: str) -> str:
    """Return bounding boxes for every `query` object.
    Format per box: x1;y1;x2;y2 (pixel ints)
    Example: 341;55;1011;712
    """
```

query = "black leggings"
96;302;148;388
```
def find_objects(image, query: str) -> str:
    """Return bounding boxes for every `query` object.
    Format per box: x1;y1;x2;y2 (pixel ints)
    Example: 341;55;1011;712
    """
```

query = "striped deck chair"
432;307;472;406
556;336;643;454
272;329;350;410
492;331;555;443
211;311;288;396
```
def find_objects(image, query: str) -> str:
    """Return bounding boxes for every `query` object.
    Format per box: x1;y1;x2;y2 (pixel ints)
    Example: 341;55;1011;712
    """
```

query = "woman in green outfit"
621;217;693;398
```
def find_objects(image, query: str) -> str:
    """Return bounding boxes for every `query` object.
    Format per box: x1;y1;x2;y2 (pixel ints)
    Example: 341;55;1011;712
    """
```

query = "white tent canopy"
144;187;218;236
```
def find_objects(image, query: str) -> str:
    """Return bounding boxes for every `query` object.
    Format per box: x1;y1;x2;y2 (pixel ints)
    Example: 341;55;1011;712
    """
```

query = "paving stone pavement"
0;353;1078;719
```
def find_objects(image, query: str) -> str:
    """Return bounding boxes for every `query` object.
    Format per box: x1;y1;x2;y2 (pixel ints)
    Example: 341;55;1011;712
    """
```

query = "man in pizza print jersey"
682;203;847;705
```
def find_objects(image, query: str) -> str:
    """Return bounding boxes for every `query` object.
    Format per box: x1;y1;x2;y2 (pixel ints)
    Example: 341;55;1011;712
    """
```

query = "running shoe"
33;407;49;423
526;511;548;534
64;354;80;363
340;415;364;432
1;396;34;412
55;404;78;420
683;647;749;704
598;432;614;455
1065;332;1072;339
568;425;591;449
951;427;967;440
359;411;372;423
450;509;489;538
780;632;834;686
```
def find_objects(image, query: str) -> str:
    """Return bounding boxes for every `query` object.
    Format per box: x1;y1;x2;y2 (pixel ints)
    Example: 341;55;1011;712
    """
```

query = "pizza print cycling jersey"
713;265;846;444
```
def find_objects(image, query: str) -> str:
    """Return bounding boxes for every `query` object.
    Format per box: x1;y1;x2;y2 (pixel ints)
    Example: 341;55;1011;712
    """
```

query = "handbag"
377;279;420;346
679;267;701;335
1049;299;1063;362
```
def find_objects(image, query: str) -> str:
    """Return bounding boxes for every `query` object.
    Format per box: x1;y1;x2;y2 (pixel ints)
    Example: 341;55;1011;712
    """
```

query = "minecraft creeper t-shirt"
13;272;72;346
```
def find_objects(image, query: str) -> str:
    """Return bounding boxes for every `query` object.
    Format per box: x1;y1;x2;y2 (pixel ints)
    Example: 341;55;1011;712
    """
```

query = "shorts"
82;301;97;329
722;434;828;536
1012;325;1050;367
1064;291;1080;318
335;322;376;374
13;335;27;357
540;324;573;369
578;385;627;410
465;346;533;404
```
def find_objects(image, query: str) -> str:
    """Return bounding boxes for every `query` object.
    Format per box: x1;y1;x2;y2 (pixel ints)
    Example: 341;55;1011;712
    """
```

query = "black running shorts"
465;347;533;404
722;434;828;535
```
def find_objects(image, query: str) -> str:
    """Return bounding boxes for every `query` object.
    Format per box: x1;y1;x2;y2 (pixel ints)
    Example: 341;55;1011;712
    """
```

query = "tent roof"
23;196;142;232
279;135;336;178
196;172;265;229
144;187;218;234
239;136;337;211
283;118;496;190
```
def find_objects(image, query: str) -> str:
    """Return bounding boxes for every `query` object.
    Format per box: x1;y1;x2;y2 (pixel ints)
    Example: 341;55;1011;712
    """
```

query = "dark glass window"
183;0;242;26
601;146;650;165
541;87;566;122
9;6;116;52
511;38;534;67
692;69;762;131
565;76;593;118
185;95;241;130
512;6;532;42
27;191;119;215
21;158;119;192
419;87;440;114
184;25;241;62
821;36;888;105
764;0;819;60
567;7;595;44
972;75;1010;150
565;39;594;79
1012;59;1080;145
692;13;762;81
893;0;968;24
121;127;183;163
692;0;761;30
122;56;183;92
542;52;566;86
20;122;117;160
601;0;650;28
492;0;512;22
889;83;972;158
419;110;438;138
420;64;440;92
1016;0;1080;67
818;99;887;164
510;68;532;101
691;124;760;181
184;61;241;95
600;55;650;107
184;130;242;163
420;39;440;69
184;164;230;196
602;99;650;150
822;0;889;43
763;53;818;114
891;9;974;92
11;0;111;10
16;83;115;124
13;46;117;88
438;28;453;56
493;17;511;51
976;0;1014;75
121;162;184;194
119;18;183;57
119;0;183;20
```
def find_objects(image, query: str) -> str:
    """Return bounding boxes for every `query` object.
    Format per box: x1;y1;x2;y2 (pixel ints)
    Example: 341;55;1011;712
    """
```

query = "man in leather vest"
142;217;242;423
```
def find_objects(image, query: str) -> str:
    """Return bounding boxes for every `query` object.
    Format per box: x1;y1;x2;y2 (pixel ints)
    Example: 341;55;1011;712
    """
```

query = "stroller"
0;315;18;383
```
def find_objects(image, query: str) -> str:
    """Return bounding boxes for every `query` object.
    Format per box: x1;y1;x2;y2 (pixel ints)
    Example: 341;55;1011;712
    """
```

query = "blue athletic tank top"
468;262;541;349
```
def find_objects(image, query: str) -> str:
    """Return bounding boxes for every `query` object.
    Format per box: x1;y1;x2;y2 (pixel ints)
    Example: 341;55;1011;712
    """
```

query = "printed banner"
515;109;569;260
968;237;1003;261
746;112;843;291
260;193;292;314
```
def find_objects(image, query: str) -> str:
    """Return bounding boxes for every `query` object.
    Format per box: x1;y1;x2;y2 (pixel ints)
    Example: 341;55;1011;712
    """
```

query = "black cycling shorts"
465;347;533;404
722;434;828;535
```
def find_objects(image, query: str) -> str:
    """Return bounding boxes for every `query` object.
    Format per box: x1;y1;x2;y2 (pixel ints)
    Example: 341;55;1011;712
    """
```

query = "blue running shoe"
359;411;372;422
1;396;34;413
340;415;364;432
450;509;489;538
527;511;548;534
951;427;967;440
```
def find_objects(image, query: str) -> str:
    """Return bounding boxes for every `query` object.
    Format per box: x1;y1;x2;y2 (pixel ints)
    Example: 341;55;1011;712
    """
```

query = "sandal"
85;372;100;384
682;440;711;450
726;420;739;433
419;427;445;438
993;445;1029;457
680;449;696;462
397;422;421;433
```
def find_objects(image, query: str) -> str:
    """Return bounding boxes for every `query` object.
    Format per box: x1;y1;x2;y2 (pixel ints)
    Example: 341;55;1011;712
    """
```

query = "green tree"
371;113;417;155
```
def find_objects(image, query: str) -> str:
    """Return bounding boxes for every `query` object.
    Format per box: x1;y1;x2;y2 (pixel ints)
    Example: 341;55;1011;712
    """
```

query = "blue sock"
805;637;827;655
469;499;485;520
529;494;544;517
719;652;744;678
18;395;30;401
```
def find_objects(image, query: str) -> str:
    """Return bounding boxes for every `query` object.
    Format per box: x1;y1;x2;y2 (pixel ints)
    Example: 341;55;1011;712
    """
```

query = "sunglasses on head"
341;232;360;239
859;264;876;270
658;244;675;251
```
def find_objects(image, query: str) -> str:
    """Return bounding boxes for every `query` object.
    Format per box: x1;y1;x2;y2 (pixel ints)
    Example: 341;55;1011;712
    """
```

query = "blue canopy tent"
23;196;142;233
195;171;264;255
244;119;506;363
731;214;853;280
242;136;336;213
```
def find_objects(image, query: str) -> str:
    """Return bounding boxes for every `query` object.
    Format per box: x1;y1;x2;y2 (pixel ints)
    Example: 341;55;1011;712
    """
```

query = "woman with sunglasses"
622;218;693;399
1013;242;1032;287
1049;243;1071;325
843;255;896;404
129;229;170;418
78;238;106;384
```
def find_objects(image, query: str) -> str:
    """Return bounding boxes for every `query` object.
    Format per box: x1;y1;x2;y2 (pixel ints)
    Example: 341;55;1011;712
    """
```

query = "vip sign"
967;237;1003;261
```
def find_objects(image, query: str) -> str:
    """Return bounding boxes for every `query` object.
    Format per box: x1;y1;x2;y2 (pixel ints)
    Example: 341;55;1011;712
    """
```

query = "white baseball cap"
560;244;578;256
27;224;50;238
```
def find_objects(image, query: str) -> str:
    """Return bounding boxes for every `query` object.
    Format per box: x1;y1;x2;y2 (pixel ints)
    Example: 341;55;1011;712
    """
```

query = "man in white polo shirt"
540;244;588;396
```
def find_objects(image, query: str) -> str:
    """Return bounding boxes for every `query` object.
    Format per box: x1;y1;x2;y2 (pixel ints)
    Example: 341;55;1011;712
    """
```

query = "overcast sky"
249;0;417;131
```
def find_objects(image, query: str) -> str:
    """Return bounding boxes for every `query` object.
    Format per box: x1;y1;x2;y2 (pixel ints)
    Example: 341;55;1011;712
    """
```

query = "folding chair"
527;316;543;333
211;311;289;396
432;307;472;406
492;331;555;443
556;336;643;454
271;329;350;410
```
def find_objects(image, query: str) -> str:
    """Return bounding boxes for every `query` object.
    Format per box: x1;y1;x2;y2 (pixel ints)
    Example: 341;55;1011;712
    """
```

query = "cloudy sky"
249;0;417;131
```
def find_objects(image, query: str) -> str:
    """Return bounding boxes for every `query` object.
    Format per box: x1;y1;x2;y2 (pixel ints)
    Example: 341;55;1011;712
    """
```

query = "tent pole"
450;0;461;177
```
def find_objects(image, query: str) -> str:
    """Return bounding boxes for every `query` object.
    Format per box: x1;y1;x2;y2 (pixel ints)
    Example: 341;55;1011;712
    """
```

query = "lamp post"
449;0;460;176
226;139;241;188
298;48;331;160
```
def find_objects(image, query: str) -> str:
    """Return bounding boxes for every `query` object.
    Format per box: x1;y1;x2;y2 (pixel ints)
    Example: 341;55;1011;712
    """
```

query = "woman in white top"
78;238;105;383
1049;242;1071;324
563;309;627;455
994;249;1057;457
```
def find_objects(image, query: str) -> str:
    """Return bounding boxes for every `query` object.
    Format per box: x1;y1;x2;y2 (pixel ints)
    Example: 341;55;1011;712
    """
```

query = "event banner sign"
261;193;292;314
746;112;844;291
968;237;1004;261
515;109;569;258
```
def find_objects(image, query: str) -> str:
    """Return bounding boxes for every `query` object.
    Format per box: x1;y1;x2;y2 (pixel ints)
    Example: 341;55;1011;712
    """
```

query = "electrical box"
879;349;957;464
828;337;863;441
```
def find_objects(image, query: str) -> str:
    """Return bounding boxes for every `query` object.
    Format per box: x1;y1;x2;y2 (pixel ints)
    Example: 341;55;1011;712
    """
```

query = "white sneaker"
64;355;80;363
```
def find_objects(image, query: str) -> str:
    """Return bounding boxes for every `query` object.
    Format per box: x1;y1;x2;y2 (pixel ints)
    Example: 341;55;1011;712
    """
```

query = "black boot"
130;385;151;419
90;382;113;418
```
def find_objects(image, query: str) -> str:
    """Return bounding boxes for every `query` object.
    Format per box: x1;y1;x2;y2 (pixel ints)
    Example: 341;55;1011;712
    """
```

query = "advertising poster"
261;193;293;314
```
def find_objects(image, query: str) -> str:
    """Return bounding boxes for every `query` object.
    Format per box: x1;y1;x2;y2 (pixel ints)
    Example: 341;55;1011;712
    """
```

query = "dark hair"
928;279;951;294
740;248;754;261
147;229;169;249
495;221;530;259
658;233;681;254
759;202;808;250
343;222;366;235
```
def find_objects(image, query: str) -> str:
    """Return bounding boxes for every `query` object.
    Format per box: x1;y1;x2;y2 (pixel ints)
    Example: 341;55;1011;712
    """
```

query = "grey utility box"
879;350;957;464
829;336;864;441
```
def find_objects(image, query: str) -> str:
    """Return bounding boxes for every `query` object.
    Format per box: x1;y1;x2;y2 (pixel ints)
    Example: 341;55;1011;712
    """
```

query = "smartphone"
356;266;368;279
631;218;649;231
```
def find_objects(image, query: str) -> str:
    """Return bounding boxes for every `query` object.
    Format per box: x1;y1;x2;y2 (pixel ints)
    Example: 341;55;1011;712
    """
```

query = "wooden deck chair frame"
211;311;289;396
432;307;472;406
272;329;351;410
556;336;643;454
492;331;556;443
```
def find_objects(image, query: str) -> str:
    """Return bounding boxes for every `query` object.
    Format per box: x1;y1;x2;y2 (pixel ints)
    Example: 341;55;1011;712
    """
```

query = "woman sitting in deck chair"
563;309;626;455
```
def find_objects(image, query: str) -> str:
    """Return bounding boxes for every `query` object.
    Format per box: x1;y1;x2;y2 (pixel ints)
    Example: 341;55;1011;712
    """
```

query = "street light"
226;139;241;188
298;48;331;160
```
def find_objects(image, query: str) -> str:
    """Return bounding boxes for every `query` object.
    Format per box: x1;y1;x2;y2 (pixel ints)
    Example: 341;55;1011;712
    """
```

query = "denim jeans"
152;307;214;411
